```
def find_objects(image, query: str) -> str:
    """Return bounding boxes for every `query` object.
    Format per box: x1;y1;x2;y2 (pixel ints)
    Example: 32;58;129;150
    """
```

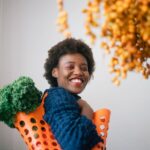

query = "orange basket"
92;108;111;150
14;93;111;150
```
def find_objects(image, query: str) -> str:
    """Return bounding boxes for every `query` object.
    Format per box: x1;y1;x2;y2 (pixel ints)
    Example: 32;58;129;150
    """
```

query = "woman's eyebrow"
65;61;88;65
64;61;74;64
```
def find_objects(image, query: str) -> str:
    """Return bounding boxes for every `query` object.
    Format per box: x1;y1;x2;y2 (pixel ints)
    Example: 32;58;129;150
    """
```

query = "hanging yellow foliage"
56;0;150;86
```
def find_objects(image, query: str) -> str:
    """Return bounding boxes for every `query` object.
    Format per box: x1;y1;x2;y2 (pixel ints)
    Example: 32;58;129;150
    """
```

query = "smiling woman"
43;38;103;150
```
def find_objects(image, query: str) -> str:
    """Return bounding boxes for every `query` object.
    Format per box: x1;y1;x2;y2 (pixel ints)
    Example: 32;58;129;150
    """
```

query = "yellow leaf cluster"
56;0;150;85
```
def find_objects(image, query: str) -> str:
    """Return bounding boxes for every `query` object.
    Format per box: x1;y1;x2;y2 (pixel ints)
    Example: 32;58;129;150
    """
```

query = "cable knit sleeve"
43;87;103;150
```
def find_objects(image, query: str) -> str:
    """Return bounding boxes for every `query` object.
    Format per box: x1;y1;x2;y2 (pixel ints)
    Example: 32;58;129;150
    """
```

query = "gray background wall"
0;0;150;150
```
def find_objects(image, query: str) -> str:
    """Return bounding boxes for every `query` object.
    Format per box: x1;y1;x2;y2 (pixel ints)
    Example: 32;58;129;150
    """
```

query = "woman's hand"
77;99;94;120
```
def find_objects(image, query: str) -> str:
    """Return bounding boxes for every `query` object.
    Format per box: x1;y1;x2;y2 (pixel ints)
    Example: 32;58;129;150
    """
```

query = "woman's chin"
68;87;84;94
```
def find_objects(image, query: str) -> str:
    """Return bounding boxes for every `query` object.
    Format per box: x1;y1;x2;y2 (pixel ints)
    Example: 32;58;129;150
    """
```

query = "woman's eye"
65;65;74;70
81;66;88;71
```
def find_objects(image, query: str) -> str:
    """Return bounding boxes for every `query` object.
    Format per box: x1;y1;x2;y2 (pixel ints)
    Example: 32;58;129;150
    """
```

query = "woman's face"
52;53;90;94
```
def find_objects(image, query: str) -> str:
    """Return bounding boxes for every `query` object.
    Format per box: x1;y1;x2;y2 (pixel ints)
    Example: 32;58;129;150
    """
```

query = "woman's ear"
52;68;58;78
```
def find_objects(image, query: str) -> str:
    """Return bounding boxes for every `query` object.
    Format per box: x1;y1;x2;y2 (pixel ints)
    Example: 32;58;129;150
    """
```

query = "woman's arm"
77;99;94;120
43;88;103;150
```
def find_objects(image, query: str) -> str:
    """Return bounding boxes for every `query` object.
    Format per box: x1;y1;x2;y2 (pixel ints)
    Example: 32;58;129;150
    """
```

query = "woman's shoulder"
45;87;68;94
44;87;81;101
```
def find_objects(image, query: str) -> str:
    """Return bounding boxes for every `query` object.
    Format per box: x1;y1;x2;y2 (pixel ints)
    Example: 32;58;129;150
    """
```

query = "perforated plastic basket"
14;93;111;150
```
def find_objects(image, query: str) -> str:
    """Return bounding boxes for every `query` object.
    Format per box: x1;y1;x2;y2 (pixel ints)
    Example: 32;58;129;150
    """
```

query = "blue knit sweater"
43;87;103;150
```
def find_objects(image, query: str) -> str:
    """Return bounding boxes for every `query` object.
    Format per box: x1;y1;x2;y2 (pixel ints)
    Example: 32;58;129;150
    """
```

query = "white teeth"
71;79;82;83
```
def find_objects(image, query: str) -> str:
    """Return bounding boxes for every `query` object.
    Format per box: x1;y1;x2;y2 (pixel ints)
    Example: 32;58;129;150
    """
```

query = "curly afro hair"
44;38;95;87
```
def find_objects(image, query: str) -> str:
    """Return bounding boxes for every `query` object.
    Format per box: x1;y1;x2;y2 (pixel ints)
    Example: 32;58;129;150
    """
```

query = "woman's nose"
74;67;83;75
